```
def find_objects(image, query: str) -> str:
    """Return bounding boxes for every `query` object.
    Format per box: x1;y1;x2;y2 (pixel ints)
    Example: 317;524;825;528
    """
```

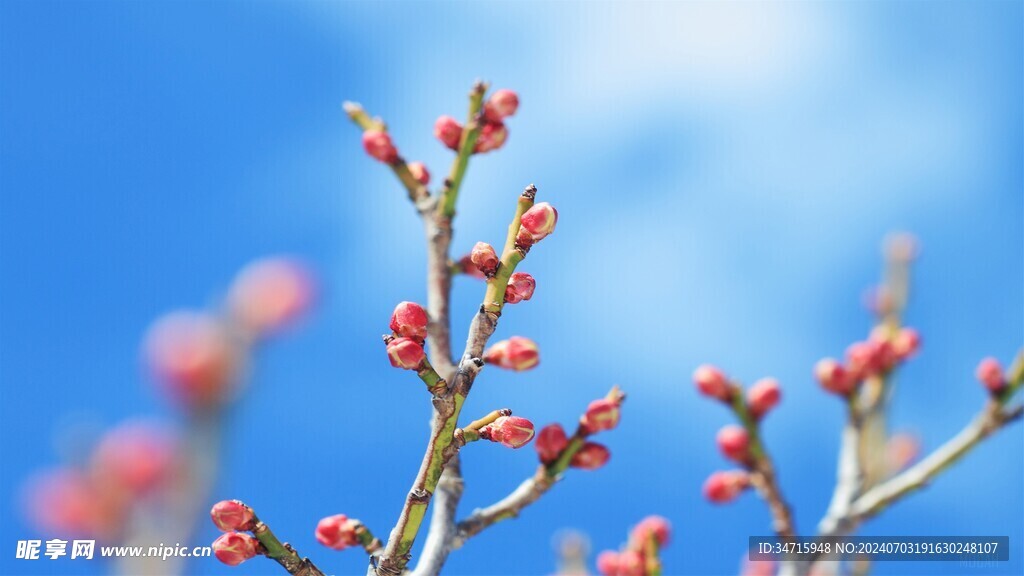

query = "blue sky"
1;1;1021;575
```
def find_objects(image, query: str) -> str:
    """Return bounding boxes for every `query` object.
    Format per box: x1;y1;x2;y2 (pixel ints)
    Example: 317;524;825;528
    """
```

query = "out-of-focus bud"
407;161;430;185
315;514;360;550
483;336;540;371
386;337;425;370
228;258;315;337
702;470;750;503
617;550;645;576
535;423;569;463
814;358;854;396
517;202;558;245
886;432;921;473
596;550;620;576
504;272;536;304
145;311;238;408
581;398;621;433
23;469;113;537
484;89;519;123
866;330;898;372
92;421;176;495
457;254;487;279
631;515;671;547
473;121;508;154
892;328;921;361
716;425;750;462
480;416;536;449
746;378;781;419
470;242;500;277
693;364;732;402
434;115;463;150
389;302;429;342
211;500;255;533
212;532;258;566
976;357;1005;393
570;442;610;470
845;341;879;381
362;129;398;163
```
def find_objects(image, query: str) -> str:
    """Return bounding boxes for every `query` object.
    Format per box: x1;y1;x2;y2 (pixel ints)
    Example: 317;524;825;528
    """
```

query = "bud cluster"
535;389;625;472
692;365;782;420
210;500;260;566
814;326;921;397
434;88;518;154
385;301;429;370
596;515;672;576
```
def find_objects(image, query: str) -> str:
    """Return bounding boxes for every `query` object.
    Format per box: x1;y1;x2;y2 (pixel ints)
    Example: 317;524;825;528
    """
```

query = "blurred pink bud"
892;328;921;361
570;442;610;470
517;202;558;245
24;469;113;537
92;422;176;495
315;514;360;550
362;129;398;163
481;416;535;449
145;311;238;408
386;337;425;370
470;242;499;277
976;357;1005;393
212;532;258;566
814;358;855;396
535;423;569;463
631;515;671;547
596;550;620;576
484;89;519;122
747;378;781;419
389;301;429;342
703;470;750;503
845;341;878;381
228;258;315;337
483;336;540;371
473;121;508;154
581;398;621;433
504;272;536;304
407;161;430;185
886;432;921;472
211;500;255;533
693;364;732;402
617;550;645;576
434;115;463;150
716;425;750;462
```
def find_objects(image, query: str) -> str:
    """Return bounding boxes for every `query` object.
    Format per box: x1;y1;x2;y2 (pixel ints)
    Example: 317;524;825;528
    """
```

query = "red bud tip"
504;271;536;304
473;121;508;154
389;301;429;342
814;358;855;396
212;532;258;566
570;442;611;470
581;398;621;433
386;337;425;370
470;242;500;277
480;416;535;449
517;202;558;245
715;425;750;462
144;311;238;408
703;470;750;503
210;500;255;533
631;515;671;547
535;423;569;463
484;89;519;122
434;115;463;150
693;364;732;402
362;129;398;163
483;336;540;371
975;357;1005;393
746;378;781;419
315;514;361;551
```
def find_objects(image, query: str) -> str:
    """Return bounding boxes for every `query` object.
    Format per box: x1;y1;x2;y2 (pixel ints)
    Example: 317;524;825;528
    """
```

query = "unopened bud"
362;129;398;163
315;514;360;550
693;364;732;402
581;398;621;433
631;515;671;547
535;423;569;463
407;161;430;185
814;358;855;396
504;272;536;304
596;551;620;576
144;311;238;408
715;425;750;462
457;254;486;279
480;416;535;449
517;202;558;245
484;89;519;122
470;242;499;277
212;532;258;566
390;301;428;342
892;328;921;361
747;378;781;419
473;121;508;154
570;442;610;470
702;470;750;503
434;115;463;150
211;500;255;532
386;337;425;370
228;257;315;337
845;341;879;381
976;357;1005;393
483;336;539;371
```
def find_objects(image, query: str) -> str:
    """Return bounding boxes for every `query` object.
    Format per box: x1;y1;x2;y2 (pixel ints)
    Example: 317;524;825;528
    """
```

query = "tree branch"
241;503;328;576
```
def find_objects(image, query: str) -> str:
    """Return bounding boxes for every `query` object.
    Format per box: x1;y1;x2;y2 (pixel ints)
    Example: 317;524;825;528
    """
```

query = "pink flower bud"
581;398;621;433
631;515;671;547
746;378;781;419
481;415;535;449
473;121;508;154
976;357;1005;393
596;550;620;576
92;421;176;495
23;469;115;537
211;500;255;532
228;258;315;337
362;129;398;163
470;242;499;277
693;364;732;402
616;550;645;576
212;532;258;566
517;202;558;245
716;425;750;462
484;89;520;122
457;254;486;279
845;341;878;381
389;301;429;342
570;442;610;470
535;423;569;463
504;272;536;304
483;336;540;371
144;311;239;408
386;337;425;370
892;328;921;361
315;514;360;550
814;358;855;396
434;115;463;150
702;470;750;503
407;161;430;185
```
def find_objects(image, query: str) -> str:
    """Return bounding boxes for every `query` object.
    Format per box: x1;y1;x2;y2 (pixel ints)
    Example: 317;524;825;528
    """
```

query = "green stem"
483;187;535;314
343;101;429;204
251;516;326;576
438;82;488;219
